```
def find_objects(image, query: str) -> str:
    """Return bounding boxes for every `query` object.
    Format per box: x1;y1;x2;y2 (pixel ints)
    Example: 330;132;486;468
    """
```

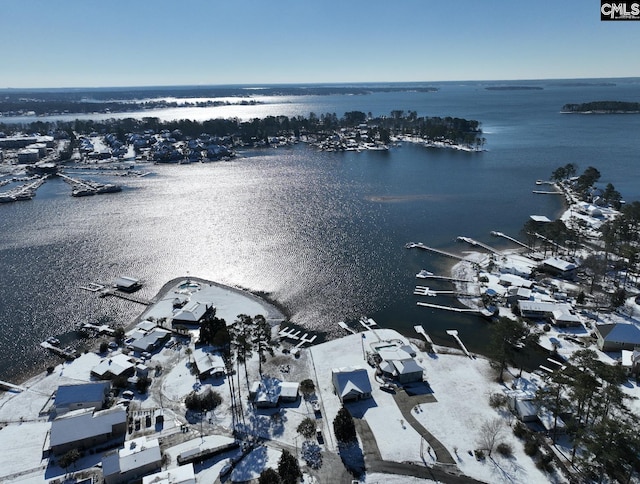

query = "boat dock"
337;321;356;334
416;272;474;283
359;317;379;330
405;242;467;261
532;190;562;195
80;322;115;336
446;329;471;358
414;286;476;297
40;341;77;360
279;327;317;347
100;288;150;305
490;231;534;251
0;380;27;392
79;282;106;292
456;236;500;254
414;325;437;353
417;301;480;314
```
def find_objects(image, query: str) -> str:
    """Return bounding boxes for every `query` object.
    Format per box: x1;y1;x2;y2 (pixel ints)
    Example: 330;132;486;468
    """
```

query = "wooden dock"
417;301;480;314
414;286;476;297
0;380;26;392
100;288;151;305
80;322;115;336
337;321;356;334
359;317;379;330
490;231;533;251
40;342;77;360
405;242;467;261
416;272;474;283
457;236;500;254
446;330;471;358
414;325;437;353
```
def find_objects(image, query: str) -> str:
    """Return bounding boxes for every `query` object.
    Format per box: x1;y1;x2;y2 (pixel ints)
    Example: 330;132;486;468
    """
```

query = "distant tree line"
1;110;483;147
562;101;640;113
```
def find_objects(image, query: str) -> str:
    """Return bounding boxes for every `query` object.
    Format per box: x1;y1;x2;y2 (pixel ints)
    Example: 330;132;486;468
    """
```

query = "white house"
332;367;372;402
103;436;162;484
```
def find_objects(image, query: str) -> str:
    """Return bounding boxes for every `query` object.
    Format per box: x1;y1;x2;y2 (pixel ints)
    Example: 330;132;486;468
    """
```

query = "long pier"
456;236;500;254
446;329;472;358
100;288;150;305
416;272;474;283
405;242;466;261
490;231;534;251
413;286;476;297
417;301;480;314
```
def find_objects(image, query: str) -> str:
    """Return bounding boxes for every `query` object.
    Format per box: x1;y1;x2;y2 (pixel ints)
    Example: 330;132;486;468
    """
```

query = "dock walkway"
413;325;437;353
446;330;472;358
456;236;500;254
417;301;480;314
405;242;466;262
416;272;474;283
490;231;533;251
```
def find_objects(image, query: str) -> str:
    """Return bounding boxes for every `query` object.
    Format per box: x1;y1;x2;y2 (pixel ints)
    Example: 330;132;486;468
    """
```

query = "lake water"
2;79;640;381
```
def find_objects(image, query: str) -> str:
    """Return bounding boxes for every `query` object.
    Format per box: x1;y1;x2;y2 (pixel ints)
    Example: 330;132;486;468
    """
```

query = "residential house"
91;353;136;380
53;381;111;417
540;257;577;280
596;323;640;352
192;348;226;379
332;367;372;403
102;436;162;484
142;464;196;484
46;406;127;457
172;301;215;330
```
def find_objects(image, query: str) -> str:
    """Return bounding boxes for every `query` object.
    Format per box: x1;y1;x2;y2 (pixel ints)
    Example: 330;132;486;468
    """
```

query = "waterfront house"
172;301;215;330
53;381;111;417
517;300;582;327
91;353;136;380
596;323;640;352
332;366;372;403
129;328;171;353
46;406;127;457
540;257;577;280
102;436;162;484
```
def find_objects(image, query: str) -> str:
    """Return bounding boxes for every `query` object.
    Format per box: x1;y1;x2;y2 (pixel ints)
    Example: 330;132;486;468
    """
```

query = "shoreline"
1;276;289;390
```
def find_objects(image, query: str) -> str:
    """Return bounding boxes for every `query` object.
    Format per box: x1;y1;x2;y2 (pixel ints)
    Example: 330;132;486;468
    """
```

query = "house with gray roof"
596;323;640;352
46;406;127;457
53;381;110;417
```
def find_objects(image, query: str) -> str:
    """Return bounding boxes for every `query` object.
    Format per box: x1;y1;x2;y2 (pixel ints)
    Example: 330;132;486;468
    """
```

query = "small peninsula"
561;100;640;113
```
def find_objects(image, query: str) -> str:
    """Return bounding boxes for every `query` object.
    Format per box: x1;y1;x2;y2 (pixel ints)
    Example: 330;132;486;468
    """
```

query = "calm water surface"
2;80;640;381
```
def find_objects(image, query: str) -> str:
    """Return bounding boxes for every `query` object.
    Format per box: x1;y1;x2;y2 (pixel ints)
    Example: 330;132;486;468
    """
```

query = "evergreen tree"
333;406;357;443
277;449;301;484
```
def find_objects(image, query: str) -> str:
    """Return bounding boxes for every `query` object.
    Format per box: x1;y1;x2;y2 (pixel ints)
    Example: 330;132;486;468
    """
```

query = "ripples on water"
2;81;640;381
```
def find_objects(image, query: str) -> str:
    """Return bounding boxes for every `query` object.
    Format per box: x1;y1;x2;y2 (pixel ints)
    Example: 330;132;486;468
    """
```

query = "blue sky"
2;0;638;88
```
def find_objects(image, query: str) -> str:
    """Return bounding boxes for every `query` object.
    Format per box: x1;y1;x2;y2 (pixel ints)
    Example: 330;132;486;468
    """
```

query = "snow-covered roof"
173;301;212;323
280;381;299;399
597;323;640;345
91;353;135;379
377;345;415;362
392;359;424;375
130;328;170;352
142;463;196;484
499;273;533;287
530;215;551;223
103;436;161;478
542;257;577;272
50;407;126;447
332;366;372;399
54;381;110;407
114;276;140;289
193;348;225;375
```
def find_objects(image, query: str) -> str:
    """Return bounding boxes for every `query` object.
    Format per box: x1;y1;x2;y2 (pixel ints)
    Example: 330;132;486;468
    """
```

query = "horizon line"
2;76;639;91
